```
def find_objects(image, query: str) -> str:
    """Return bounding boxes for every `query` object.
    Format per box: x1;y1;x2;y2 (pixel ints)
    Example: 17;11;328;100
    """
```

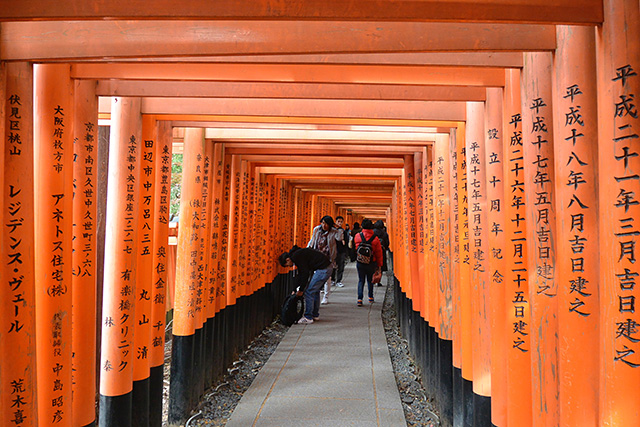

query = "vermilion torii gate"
0;1;639;426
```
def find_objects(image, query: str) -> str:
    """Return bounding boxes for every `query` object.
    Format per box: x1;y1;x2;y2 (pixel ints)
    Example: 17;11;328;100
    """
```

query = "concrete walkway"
227;262;407;427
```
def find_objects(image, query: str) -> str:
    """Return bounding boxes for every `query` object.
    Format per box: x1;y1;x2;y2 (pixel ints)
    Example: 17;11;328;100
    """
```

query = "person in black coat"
373;220;390;277
278;245;332;324
349;221;362;262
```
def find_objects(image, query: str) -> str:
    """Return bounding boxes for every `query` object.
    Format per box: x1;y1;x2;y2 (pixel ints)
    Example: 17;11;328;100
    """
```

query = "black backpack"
356;232;376;264
281;293;304;326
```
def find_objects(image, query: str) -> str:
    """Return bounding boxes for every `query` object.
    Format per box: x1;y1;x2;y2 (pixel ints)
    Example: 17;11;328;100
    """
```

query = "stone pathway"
226;263;407;426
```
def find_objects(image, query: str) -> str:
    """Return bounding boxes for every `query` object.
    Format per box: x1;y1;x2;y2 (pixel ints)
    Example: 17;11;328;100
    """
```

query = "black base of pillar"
463;377;474;427
99;392;132;427
193;326;205;402
168;333;194;425
204;317;214;388
438;338;454;427
453;367;464;427
132;377;150;427
149;365;164;427
473;392;492;427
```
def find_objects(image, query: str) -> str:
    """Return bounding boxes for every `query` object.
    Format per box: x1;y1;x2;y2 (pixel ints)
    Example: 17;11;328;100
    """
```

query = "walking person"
373;220;390;286
349;221;362;262
353;219;383;306
307;215;339;304
278;246;332;324
333;216;349;288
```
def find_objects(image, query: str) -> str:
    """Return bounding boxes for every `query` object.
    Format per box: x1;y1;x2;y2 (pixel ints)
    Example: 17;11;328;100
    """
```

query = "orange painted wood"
201;139;216;318
405;155;421;311
109;52;522;67
2;62;37;427
484;87;507;426
225;154;242;305
238;159;250;296
173;128;205;336
435;134;453;339
97;80;488;102
99;96;142;399
414;151;426;320
76;63;505;87
71;78;98;425
217;154;233;308
503;68;532;426
150;120;173;368
554;24;600;427
132;115;157;383
465;102;492;396
597;0;640;424
448;132;462;369
136;99;468;123
207;142;225;314
522;51;559;426
3;20;557;61
425;146;438;328
455;126;473;381
265;174;279;279
0;0;603;24
255;170;269;286
34;64;74;425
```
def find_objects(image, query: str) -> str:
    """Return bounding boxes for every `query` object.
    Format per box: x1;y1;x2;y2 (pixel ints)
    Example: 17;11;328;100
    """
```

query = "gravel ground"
162;282;440;426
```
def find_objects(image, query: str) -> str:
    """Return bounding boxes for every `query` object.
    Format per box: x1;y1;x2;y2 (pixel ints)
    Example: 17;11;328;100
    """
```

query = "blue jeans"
356;262;376;300
303;266;332;319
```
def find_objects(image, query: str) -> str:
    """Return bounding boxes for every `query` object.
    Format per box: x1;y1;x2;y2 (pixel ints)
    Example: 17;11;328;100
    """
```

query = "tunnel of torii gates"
0;1;638;427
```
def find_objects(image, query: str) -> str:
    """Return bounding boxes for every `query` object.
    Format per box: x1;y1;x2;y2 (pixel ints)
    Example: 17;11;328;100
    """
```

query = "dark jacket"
289;247;331;291
373;227;390;250
336;227;349;254
354;229;384;268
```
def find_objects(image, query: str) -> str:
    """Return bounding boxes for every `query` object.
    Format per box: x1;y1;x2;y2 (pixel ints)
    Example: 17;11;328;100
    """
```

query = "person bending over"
278;245;332;324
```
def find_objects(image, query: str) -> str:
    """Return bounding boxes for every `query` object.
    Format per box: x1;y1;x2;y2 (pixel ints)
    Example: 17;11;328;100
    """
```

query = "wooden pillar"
522;52;559;427
597;0;640;424
466;101;492;397
503;68;532;427
456;125;473;384
414;150;426;319
34;64;74;427
434;133;454;425
226;155;242;306
149;120;173;427
2;62;37;426
421;146;432;325
129;115;157;427
448;137;461;371
435;133;452;338
405;154;421;312
217;153;232;310
425;146;438;331
168;127;205;425
208;142;224;315
553;24;600;427
98;96;142;426
72;78;98;427
485;87;507;427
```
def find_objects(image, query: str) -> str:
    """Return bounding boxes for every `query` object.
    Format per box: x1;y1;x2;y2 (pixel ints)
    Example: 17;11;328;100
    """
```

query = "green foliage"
170;153;183;218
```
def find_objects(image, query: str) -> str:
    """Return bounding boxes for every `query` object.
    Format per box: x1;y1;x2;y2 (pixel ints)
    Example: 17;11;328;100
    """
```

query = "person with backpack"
353;219;383;306
278;245;332;324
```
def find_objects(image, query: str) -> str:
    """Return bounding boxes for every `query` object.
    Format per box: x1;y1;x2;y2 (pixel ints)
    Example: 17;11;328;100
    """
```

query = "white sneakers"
336;282;345;288
321;296;329;304
297;317;314;325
